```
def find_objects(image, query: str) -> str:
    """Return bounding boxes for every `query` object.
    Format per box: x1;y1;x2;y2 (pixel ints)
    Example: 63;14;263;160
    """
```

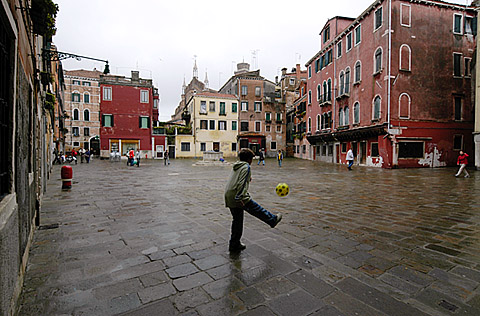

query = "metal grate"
0;16;12;196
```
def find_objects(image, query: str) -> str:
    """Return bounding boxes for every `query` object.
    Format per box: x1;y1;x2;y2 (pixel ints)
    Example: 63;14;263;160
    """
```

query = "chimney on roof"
296;64;301;74
281;68;287;78
131;71;139;82
275;76;278;84
235;62;250;75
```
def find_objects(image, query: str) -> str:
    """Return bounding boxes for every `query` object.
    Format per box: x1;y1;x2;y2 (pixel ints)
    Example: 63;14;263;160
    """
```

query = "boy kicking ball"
224;148;282;252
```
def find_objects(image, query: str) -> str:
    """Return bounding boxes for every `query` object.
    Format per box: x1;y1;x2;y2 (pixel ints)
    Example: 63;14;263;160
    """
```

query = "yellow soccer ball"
275;183;289;197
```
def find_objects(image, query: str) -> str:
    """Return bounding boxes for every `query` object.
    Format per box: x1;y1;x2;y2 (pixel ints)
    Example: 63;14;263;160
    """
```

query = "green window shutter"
111;115;114;127
102;114;105;126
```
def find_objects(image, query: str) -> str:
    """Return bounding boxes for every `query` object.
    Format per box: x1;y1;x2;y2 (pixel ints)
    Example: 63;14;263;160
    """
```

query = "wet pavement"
17;158;480;316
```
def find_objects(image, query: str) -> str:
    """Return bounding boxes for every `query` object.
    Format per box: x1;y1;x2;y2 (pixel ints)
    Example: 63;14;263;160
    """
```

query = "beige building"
178;92;239;158
64;69;102;154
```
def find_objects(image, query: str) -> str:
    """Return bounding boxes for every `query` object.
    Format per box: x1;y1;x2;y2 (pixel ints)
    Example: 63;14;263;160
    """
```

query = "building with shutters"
305;0;476;168
64;69;102;155
99;71;163;159
179;91;239;158
219;63;286;158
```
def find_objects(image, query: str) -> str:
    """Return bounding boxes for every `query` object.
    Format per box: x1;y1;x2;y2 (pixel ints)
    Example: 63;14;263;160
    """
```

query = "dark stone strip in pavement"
116;298;177;316
336;277;429;316
415;288;480;316
425;244;461;256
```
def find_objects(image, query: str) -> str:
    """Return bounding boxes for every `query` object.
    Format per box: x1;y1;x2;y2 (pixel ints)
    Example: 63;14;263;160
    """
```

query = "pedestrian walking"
225;148;282;252
346;148;354;170
455;150;470;178
164;150;170;165
85;149;91;163
71;148;78;164
79;148;85;163
277;149;283;167
257;148;265;166
128;149;135;166
135;150;141;167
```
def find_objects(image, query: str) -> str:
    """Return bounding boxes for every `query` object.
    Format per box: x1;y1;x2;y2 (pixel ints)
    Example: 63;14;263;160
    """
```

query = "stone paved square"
17;159;480;315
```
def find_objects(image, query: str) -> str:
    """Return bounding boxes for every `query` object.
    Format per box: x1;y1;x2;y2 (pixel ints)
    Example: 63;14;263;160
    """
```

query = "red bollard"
61;165;73;190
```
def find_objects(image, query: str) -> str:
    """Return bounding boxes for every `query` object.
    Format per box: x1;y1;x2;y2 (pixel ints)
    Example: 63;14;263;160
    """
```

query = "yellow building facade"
184;92;239;158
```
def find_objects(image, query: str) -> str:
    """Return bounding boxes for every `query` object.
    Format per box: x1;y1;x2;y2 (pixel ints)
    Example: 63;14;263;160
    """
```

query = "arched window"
84;92;90;104
353;102;360;124
321;114;325;129
374;48;382;73
73;109;79;121
317;84;321;101
317;114;320;131
373;96;381;120
308;90;312;104
339;71;345;96
399;93;411;118
344;106;349;125
327;78;332;101
400;44;411;71
322;81;327;102
84;109;90;121
339;108;344;126
345;68;351;94
308;117;312;132
354;61;361;83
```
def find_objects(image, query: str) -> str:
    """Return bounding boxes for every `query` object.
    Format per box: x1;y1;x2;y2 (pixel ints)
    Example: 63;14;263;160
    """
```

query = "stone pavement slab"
16;159;480;315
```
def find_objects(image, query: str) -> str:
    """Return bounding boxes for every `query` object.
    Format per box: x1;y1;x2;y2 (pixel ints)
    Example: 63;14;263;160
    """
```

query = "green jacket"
224;161;251;208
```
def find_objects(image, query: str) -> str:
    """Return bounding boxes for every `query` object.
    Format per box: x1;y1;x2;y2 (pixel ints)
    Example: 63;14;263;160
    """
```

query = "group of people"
127;149;141;167
345;148;471;177
53;148;91;165
256;149;284;167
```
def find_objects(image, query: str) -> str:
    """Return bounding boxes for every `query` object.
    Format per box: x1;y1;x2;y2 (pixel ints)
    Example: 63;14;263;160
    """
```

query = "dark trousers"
229;199;276;246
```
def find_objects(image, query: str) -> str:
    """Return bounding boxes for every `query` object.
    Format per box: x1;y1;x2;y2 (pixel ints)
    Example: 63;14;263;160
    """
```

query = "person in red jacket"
455;150;470;178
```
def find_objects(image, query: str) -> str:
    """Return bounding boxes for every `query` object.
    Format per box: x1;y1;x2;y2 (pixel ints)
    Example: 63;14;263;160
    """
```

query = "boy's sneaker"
270;213;283;228
229;243;246;252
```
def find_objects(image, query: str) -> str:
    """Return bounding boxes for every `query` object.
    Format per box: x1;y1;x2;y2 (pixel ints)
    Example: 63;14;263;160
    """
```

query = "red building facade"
305;0;475;168
99;71;165;159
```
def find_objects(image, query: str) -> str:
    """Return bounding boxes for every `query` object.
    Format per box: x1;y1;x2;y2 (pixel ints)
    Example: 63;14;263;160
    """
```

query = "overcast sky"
53;0;471;121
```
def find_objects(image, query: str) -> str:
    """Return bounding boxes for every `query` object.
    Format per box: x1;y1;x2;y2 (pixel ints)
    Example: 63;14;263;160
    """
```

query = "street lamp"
43;49;110;74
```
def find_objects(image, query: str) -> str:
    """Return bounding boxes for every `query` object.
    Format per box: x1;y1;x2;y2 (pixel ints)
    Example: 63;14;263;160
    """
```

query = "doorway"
168;145;175;159
352;142;358;163
360;142;366;164
249;144;259;155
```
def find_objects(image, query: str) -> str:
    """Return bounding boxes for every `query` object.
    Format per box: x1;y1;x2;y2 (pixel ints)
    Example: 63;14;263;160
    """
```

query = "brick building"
99;71;163;159
305;0;476;168
64;69;102;155
219;63;286;157
278;64;308;157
